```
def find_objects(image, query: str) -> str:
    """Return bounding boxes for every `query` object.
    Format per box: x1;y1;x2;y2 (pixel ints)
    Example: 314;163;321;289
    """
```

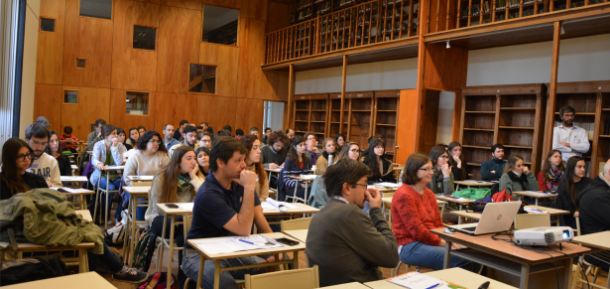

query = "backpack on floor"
132;226;157;272
138;272;177;289
104;221;125;248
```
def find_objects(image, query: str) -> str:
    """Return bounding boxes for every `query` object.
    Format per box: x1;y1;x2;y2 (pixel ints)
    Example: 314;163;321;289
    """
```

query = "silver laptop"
449;202;521;235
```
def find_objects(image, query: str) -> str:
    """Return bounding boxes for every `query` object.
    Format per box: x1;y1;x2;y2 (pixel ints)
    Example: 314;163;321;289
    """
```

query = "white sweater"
123;150;169;186
144;174;203;226
27;152;62;187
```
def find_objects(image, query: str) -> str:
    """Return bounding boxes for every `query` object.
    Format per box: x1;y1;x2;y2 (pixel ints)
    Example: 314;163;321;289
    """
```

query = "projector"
514;227;574;246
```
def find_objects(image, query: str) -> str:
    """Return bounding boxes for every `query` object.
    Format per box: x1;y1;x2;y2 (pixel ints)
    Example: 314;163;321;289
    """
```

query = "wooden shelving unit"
328;92;349;138
459;84;546;179
344;91;375;149
373;90;400;160
292;93;330;143
551;81;610;177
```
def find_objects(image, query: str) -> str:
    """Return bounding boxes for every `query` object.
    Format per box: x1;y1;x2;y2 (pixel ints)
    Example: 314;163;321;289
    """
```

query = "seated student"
86;118;106;154
137;126;146;137
577;158;610;272
261;130;289;169
307;159;398;286
25;124;62;187
168;125;198;157
200;122;208;133
146;146;202;286
234;129;244;140
447;141;468;181
261;127;272;145
250;127;259;138
197;132;213;150
555;156;592;228
304;132;320;164
195;147;210;178
314;138;336;175
481;144;507;182
280;136;313;201
223;125;232;135
195;126;204;134
499;155;538;199
363;138;396;184
90;124;127;201
173;119;189;140
162;124;180;150
126;127;139;147
392;152;475;271
537;150;565;192
60;126;78;153
182;137;278;289
45;130;72;177
239;135;269;200
117;128;133;150
285;128;295;150
427;146;454;195
0;138;147;283
334;133;345;152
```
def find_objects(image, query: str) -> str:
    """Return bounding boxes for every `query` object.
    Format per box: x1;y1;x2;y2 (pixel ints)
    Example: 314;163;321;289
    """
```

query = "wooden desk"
188;232;305;289
262;202;319;216
318;282;371;289
126;175;154;182
121;185;150;266
61;176;88;183
455;180;494;190
95;165;125;230
365;267;517;289
436;195;476;211
156;203;194;289
431;228;590;289
0;242;95;273
570;231;610;289
512;191;557;206
284;229;308;243
57;188;95;209
450;206;570;225
288;175;316;203
1;272;115;289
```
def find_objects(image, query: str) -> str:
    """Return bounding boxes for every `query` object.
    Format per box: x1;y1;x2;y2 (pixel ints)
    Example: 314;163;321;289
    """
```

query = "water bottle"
328;154;334;167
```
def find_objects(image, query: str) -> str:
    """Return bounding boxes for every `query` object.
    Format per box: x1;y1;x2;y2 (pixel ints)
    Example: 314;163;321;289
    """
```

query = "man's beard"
563;120;573;126
33;151;43;160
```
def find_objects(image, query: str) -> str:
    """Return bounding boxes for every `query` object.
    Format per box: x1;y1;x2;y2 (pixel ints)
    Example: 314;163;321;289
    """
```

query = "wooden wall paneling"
237;18;272;99
452;91;463;141
235;98;265;132
111;0;160;91
263;70;289;102
198;43;239;97
420;90;440;154
60;86;111;141
148;0;202;11
196;95;237;132
241;0;268;20
542;21;562;159
62;0;113;88
36;0;65;85
286;64;294;130
156;6;201;93
266;1;290;32
33;84;63;132
203;0;241;10
154;92;197;133
396;89;419;165
424;42;468;91
109;89;156;134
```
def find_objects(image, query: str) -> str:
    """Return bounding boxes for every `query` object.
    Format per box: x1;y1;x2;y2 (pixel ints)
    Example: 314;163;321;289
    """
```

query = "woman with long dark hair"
336;141;361;162
447;141;468;181
426;146;454;195
537;150;565;192
499;155;539;200
117;128;133;150
239;135;269;199
280;136;312;201
194;147;210;178
363;138;396;184
126;127;139;147
555;156;592;228
45;130;72;176
334;133;346;152
1;138;48;199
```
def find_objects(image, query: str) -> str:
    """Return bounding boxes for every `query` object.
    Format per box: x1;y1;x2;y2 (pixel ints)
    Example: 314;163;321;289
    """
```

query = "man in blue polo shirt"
182;136;276;289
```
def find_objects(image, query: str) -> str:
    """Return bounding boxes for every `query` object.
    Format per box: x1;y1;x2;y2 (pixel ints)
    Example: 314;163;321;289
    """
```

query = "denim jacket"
90;140;126;186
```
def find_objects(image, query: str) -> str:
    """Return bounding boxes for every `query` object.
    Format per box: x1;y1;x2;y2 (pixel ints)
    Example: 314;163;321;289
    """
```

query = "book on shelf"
508;10;519;18
461;6;469;17
523;8;533;16
509;0;520;8
496;0;507;9
471;19;480;26
496;13;506;20
484;1;490;12
482;18;491;23
472;3;481;16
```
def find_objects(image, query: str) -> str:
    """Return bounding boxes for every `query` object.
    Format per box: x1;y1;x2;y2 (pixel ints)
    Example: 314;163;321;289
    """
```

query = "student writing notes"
261;130;288;169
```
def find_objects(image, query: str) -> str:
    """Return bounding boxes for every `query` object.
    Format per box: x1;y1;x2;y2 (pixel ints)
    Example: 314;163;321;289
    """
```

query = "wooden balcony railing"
265;0;421;64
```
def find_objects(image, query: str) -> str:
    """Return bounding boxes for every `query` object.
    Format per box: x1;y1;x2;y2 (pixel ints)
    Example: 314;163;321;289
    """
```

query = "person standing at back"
552;106;591;162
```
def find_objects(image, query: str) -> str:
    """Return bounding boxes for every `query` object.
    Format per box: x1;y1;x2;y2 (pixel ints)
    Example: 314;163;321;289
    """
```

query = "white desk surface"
436;195;476;204
126;175;154;181
2;272;116;289
70;164;78;170
60;176;88;182
265;168;282;173
317;282;370;289
262;202;319;215
454;180;495;187
101;165;125;170
383;197;447;206
157;203;194;215
122;186;151;194
283;229;308;243
365;267;518;289
512;191;558;198
187;232;305;260
75;210;93;222
572;231;610;250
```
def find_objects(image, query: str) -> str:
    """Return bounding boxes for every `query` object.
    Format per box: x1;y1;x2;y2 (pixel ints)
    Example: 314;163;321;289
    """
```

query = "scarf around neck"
507;170;529;191
177;173;193;197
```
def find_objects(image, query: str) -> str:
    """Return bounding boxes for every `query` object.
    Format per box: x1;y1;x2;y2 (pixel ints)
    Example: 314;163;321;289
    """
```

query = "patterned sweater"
391;184;444;246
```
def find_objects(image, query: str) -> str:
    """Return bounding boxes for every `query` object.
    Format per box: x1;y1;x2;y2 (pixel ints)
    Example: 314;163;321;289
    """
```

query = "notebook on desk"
448;202;521;236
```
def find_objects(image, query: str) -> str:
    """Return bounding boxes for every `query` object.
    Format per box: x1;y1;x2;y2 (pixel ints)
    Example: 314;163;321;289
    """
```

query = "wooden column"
414;0;428;153
287;64;295;130
542;21;561;158
339;55;348;134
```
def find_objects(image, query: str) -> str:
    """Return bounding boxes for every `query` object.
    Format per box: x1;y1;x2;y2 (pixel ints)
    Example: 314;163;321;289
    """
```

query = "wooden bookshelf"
459;84;546;179
373;90;400;160
550;81;610;177
328;92;349;138
292;93;330;142
344;91;375;149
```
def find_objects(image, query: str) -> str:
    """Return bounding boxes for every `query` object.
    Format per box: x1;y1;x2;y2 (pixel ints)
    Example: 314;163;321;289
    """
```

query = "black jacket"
577;176;610;235
363;157;396;184
481;159;506;181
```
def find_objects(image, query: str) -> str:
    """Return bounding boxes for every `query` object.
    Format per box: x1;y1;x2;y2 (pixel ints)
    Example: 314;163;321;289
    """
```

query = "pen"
239;239;254;245
425;283;440;289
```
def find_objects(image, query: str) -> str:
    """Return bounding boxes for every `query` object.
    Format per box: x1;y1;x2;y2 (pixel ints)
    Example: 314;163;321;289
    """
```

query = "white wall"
467;33;610;86
295;58;418;94
263;101;285;131
437;91;455;145
19;0;40;137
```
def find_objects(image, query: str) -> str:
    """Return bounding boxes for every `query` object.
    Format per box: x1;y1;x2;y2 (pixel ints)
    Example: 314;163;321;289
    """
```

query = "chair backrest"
514;213;551;230
183;214;193;240
575;216;581;236
244;265;319;289
281;217;312;232
133;181;153;187
383;192;394;199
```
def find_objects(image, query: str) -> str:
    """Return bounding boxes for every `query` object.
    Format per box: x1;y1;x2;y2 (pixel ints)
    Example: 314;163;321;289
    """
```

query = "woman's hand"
189;164;200;179
111;137;119;147
523;166;530;174
96;163;105;171
441;163;452;178
574;211;579;218
452;154;462;168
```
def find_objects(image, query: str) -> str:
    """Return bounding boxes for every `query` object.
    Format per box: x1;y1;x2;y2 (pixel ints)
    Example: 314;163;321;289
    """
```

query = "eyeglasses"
350;149;360;153
28;140;48;147
439;155;449;159
17;153;34;162
562;114;575;119
148;140;162;144
419;168;434;172
355;183;368;188
202;140;211;143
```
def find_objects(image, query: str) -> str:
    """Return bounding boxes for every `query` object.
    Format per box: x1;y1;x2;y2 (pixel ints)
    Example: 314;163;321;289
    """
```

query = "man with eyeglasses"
552;105;591;162
24;123;62;187
197;132;212;149
306;159;398;287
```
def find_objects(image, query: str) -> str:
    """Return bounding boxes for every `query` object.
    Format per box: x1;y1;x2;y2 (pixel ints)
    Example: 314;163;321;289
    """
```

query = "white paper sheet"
264;198;298;209
373;182;401;188
177;203;194;211
190;235;283;255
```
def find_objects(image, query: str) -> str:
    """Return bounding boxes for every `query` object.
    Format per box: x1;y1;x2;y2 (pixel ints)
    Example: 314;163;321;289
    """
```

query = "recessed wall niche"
40;18;55;32
79;0;112;20
133;26;157;50
202;5;239;46
126;92;149;115
189;64;217;94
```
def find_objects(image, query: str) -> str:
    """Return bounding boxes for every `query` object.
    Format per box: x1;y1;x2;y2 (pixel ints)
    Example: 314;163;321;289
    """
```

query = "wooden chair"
244;265;319;289
280;217;312;231
0;242;94;273
514;213;550;230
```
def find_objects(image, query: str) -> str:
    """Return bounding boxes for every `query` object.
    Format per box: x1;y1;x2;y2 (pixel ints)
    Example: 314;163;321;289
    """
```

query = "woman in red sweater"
391;152;475;271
